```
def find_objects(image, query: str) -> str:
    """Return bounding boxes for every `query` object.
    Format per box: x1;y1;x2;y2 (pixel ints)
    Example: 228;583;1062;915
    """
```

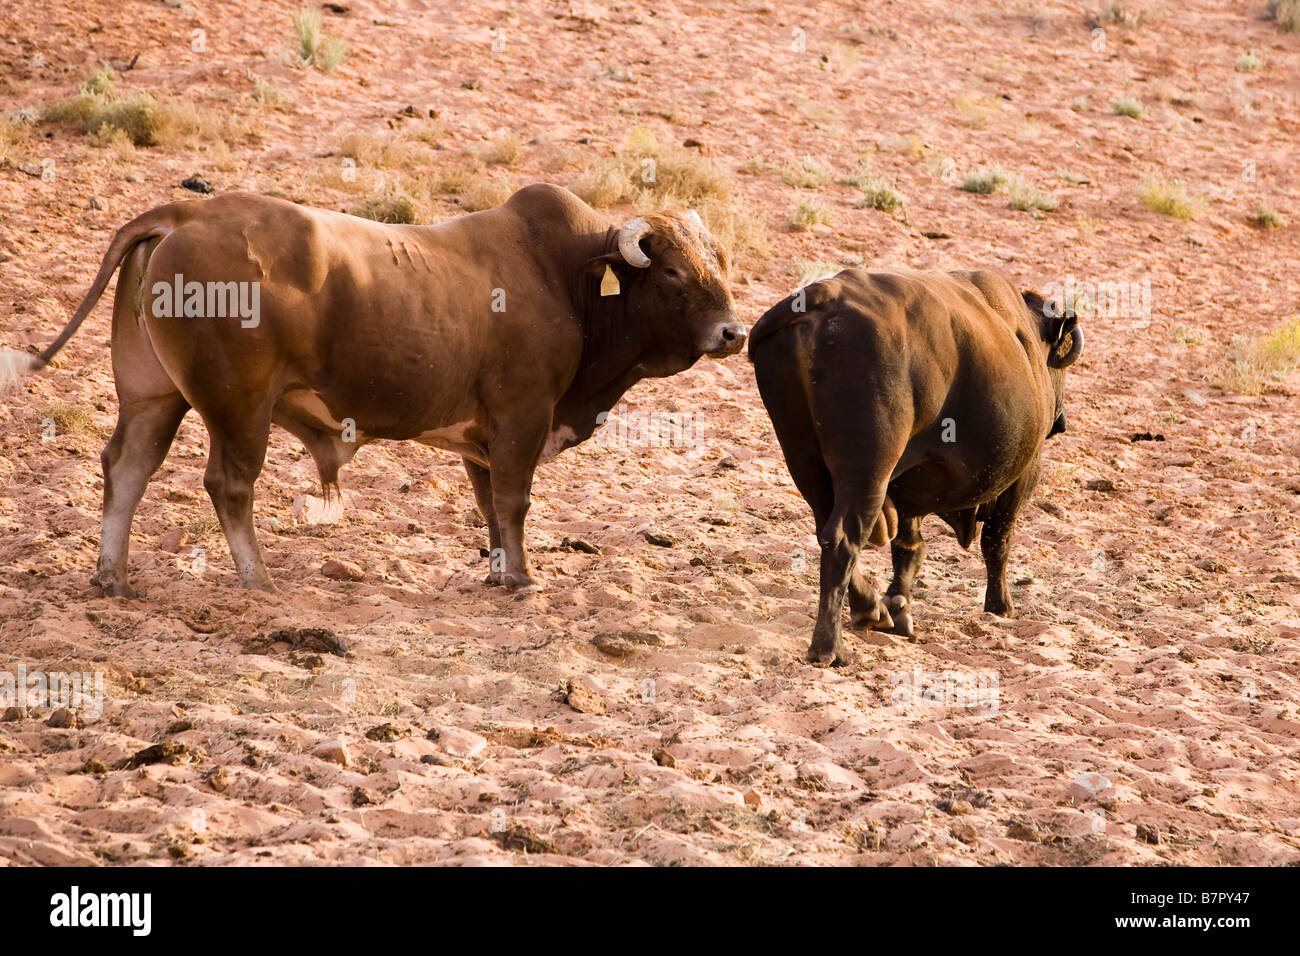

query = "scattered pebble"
561;679;606;715
1006;820;1041;842
561;537;600;554
159;528;188;553
117;741;195;770
206;766;229;792
431;726;487;759
311;739;351;767
1068;772;1112;801
1135;823;1162;845
180;175;213;194
321;558;366;581
951;822;978;844
46;707;79;729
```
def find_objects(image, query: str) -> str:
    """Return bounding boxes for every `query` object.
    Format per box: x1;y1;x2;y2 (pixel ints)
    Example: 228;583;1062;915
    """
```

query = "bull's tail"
0;205;181;395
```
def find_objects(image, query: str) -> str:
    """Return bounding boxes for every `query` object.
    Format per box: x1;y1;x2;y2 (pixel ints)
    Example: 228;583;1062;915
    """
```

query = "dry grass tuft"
43;403;95;435
1087;2;1148;28
788;198;832;231
459;176;515;212
0;115;30;167
42;66;252;148
481;133;525;167
1136;176;1207;219
960;166;1008;194
841;156;905;213
1250;203;1286;229
350;184;421;224
292;7;348;70
572;128;732;208
1112;97;1145;119
1269;0;1300;32
1215;315;1300;393
1006;175;1058;212
250;76;293;111
570;128;767;272
955;92;1001;127
778;157;833;189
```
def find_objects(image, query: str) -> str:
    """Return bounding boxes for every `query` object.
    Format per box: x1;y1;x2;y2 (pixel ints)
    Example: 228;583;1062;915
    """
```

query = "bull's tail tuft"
0;205;178;397
0;349;40;397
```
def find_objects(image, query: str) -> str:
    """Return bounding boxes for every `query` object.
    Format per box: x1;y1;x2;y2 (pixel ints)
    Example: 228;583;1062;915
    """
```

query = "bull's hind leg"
758;365;892;654
200;408;275;591
93;237;191;597
883;515;925;637
980;463;1040;616
810;476;894;666
93;393;191;597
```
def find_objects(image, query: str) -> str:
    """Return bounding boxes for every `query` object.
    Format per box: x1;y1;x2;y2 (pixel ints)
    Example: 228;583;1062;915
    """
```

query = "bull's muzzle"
703;317;747;357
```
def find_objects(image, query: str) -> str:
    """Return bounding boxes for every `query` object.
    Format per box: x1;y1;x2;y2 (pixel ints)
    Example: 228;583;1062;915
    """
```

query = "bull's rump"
131;193;572;439
751;267;1052;518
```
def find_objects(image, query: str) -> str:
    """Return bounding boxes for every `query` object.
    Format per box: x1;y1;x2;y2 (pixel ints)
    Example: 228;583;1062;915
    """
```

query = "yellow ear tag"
600;264;620;297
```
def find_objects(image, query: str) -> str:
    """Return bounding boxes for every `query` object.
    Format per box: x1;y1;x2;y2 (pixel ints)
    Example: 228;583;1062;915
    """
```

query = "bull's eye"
664;267;681;280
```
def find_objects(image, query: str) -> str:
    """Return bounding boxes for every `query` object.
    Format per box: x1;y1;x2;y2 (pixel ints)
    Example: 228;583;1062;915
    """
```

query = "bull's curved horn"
617;217;652;268
684;209;704;231
1055;325;1084;368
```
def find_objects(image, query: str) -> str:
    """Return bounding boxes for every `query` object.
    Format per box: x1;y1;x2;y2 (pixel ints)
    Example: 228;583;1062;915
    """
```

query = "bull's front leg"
462;458;505;585
980;465;1039;616
484;419;549;591
882;515;925;637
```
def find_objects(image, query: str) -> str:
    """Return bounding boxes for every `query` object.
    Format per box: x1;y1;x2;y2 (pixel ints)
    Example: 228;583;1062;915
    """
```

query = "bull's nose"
708;318;747;356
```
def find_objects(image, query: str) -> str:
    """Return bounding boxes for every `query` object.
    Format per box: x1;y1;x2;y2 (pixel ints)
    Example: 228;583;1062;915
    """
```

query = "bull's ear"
585;252;628;297
1021;290;1048;318
583;252;625;278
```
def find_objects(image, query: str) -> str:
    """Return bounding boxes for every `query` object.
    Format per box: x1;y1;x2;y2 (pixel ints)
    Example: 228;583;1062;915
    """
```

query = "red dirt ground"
0;0;1297;865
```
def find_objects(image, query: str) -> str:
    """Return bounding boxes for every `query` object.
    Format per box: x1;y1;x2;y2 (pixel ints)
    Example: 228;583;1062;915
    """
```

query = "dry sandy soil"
0;0;1298;866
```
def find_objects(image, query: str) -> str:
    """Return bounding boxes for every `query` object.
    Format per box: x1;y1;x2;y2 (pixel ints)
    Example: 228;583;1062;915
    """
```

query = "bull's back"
136;193;573;436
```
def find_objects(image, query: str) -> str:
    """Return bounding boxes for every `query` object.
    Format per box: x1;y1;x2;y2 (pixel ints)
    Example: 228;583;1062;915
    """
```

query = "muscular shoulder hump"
951;268;1029;328
747;275;841;355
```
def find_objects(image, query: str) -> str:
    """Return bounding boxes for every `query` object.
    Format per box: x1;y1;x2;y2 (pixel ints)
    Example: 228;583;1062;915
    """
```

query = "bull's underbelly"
273;387;576;469
886;442;1037;517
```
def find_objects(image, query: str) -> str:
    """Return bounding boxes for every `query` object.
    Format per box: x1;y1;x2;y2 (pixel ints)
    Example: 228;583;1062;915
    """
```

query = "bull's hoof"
91;573;135;599
239;577;278;593
851;606;896;632
886;595;914;637
850;596;894;632
983;596;1014;617
502;573;539;592
806;640;854;667
484;571;505;587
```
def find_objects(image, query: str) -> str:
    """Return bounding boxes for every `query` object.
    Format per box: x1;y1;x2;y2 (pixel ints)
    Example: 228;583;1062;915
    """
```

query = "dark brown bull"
749;267;1083;665
1;183;745;595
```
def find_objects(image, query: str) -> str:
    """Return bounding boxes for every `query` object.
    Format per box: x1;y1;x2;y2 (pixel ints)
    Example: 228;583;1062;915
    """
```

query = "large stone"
312;739;351;767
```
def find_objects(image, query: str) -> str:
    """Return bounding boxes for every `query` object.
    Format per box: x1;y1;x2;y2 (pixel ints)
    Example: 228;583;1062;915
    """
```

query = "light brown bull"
1;183;745;596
